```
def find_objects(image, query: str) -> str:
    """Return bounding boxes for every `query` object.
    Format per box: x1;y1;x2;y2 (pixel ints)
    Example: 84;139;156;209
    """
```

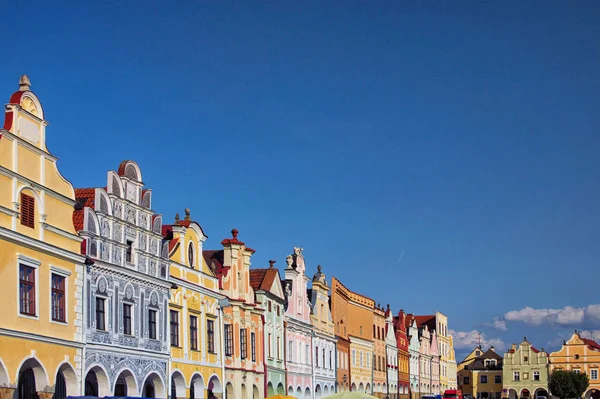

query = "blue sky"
3;1;600;359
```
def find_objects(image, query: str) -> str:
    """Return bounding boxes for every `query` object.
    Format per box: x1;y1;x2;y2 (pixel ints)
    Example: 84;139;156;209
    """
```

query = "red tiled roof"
414;315;436;327
531;346;540;353
249;269;268;291
204;249;226;289
583;338;600;351
117;160;129;176
72;188;96;232
405;314;415;329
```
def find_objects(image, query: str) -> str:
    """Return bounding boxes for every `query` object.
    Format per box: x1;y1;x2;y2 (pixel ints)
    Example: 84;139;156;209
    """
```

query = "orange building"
204;229;264;399
374;305;387;397
331;277;351;391
331;277;375;393
549;331;600;399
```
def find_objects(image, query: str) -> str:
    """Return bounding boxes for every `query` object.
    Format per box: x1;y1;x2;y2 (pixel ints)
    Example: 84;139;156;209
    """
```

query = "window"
323;348;326;369
51;274;66;322
207;320;215;353
373;325;376;338
19;265;36;316
289;341;293;361
126;240;133;263
495;393;502;399
188;243;194;267
480;375;487;384
591;369;598;380
463;376;470;385
360;326;363;335
251;332;256;362
276;305;280;316
305;344;309;365
148;310;157;339
533;371;540;381
170;310;179;347
189;315;198;350
495;375;502;384
268;333;272;357
315;347;319;367
268;301;272;312
513;372;520;381
523;356;528;362
277;337;281;359
224;324;233;356
20;193;35;228
240;329;247;359
330;351;333;369
123;304;132;335
573;369;581;374
575;354;580;360
95;297;105;330
476;350;481;356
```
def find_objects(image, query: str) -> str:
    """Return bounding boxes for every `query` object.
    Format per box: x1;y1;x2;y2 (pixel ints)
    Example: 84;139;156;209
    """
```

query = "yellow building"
457;346;503;399
549;331;600;399
0;76;86;399
166;210;226;399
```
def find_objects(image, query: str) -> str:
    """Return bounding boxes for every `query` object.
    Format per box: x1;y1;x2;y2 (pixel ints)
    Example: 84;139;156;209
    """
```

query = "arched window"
20;192;35;228
188;243;194;268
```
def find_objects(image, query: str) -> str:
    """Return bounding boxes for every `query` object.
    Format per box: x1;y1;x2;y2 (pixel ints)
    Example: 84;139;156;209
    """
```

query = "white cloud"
450;329;505;351
486;317;507;331
503;305;586;326
547;329;600;349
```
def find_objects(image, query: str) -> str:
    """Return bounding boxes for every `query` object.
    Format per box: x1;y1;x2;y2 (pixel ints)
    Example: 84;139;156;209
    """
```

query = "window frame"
591;369;598;380
480;375;488;384
533;371;540;381
189;315;198;350
513;371;520;381
51;273;66;322
19;262;38;318
95;296;107;331
148;309;157;340
240;328;247;359
123;303;133;335
49;266;71;324
494;375;502;384
224;324;233;356
125;240;134;263
20;192;35;228
170;310;179;347
251;332;256;362
207;319;215;353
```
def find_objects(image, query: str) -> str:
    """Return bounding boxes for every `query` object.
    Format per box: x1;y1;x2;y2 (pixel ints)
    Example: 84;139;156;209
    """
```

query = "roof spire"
184;208;191;221
19;75;31;91
175;213;180;223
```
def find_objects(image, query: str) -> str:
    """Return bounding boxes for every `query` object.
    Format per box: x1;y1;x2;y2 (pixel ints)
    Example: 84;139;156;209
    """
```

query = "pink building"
283;248;314;399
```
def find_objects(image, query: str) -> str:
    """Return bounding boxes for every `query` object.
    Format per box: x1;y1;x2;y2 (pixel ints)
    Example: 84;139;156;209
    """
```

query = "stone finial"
524;336;527;341
387;304;391;311
175;213;180;223
184;208;191;221
19;75;31;91
285;254;293;268
232;229;239;239
317;265;322;272
378;303;381;309
269;260;276;269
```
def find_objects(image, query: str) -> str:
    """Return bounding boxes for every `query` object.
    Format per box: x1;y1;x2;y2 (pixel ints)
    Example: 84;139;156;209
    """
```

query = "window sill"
208;351;217;355
19;313;39;321
190;349;200;352
51;319;68;326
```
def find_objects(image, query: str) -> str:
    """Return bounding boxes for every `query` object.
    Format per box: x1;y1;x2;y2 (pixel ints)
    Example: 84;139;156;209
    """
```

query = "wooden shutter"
20;193;35;228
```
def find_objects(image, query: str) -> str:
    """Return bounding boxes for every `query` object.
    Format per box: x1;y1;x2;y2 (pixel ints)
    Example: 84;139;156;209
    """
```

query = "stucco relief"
85;351;167;390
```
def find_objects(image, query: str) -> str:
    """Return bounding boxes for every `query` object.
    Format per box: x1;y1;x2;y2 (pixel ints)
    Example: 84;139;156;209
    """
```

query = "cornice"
0;225;85;264
0;327;83;348
0;165;76;206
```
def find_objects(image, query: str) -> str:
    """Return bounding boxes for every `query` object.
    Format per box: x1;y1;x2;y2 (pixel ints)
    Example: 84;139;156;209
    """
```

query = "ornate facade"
205;229;264;399
249;260;286;397
447;335;458;390
165;210;225;399
418;324;432;395
385;305;399;399
549;332;600;399
406;317;421;399
283;247;314;399
310;265;336;399
331;277;351;392
503;339;549;399
74;160;171;398
374;306;387;397
0;76;86;399
394;310;411;399
430;330;440;394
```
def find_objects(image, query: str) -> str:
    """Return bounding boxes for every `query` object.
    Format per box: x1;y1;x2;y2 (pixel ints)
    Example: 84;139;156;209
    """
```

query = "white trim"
0;204;17;216
0;327;83;348
1;226;86;264
0;129;56;160
50;265;72;277
0;165;76;206
18;254;42;267
17;256;40;320
42;223;83;242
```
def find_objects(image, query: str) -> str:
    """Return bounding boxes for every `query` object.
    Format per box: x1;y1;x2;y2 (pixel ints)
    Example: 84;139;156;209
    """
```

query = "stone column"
0;387;16;399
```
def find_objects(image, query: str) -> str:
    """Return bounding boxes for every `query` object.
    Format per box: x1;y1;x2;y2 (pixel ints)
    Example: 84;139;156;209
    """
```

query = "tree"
549;370;589;399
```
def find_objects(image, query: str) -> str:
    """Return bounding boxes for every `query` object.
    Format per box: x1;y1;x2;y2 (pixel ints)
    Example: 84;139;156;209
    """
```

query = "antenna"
477;332;482;348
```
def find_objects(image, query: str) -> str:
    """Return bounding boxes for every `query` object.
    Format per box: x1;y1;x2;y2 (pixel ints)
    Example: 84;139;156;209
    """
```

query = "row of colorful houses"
0;75;457;399
457;333;600;399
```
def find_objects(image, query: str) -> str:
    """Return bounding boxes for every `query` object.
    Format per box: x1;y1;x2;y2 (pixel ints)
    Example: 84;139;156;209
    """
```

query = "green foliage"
549;370;589;399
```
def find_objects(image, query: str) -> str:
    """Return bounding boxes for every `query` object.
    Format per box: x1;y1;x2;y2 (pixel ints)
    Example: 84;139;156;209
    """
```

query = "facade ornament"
184;208;190;221
174;213;180;223
293;246;303;257
285;254;293;269
269;260;276;268
19;75;31;91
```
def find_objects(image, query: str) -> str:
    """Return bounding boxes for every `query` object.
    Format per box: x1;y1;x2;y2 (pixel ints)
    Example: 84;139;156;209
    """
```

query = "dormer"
218;229;256;304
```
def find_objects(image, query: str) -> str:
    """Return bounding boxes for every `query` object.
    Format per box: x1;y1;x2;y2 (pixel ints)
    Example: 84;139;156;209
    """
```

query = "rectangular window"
251;332;256;362
533;371;540;381
224;324;233;356
277;336;281;359
51;274;65;322
148;310;157;339
523;356;528;362
289;340;293;361
306;344;309;365
591;369;598;380
189;315;198;350
463;376;470;385
495;375;502;384
126;240;133;263
573;369;580;374
20;193;35;228
19;265;36;316
123;303;132;335
276;305;280;316
480;375;487;383
513;372;520;381
207;319;215;353
268;333;272;357
240;328;247;359
95;297;105;330
315;347;319;367
330;351;333;369
170;310;179;347
268;301;272;312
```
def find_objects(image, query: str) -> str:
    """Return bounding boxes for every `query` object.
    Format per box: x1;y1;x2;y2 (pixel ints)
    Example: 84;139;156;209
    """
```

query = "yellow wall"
550;332;600;395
